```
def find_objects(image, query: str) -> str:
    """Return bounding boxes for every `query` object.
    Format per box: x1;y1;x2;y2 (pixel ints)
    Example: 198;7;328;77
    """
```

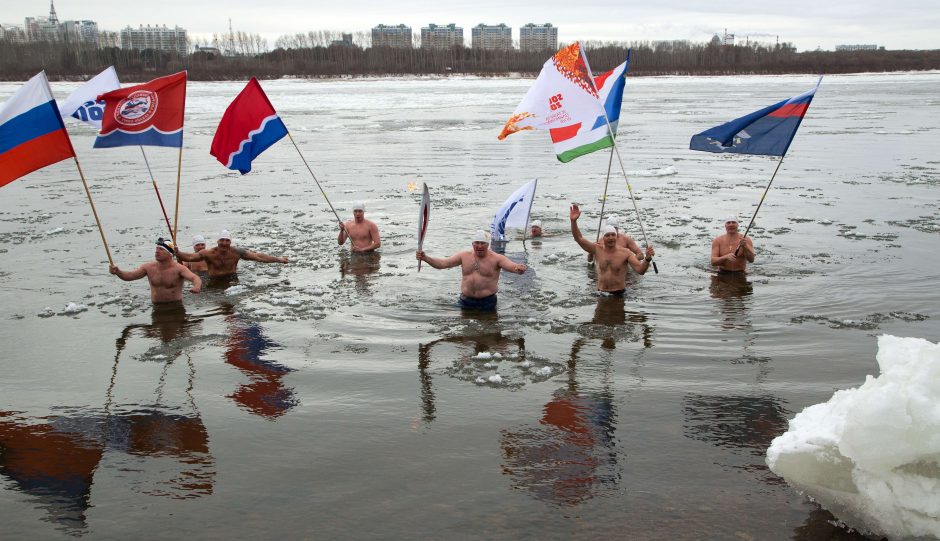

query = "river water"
1;72;938;539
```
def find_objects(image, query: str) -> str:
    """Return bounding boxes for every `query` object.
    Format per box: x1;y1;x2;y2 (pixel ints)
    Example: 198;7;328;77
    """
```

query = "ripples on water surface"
0;73;938;539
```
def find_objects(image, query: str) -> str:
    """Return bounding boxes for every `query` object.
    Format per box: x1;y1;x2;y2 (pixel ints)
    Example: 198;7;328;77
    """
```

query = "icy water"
1;73;938;539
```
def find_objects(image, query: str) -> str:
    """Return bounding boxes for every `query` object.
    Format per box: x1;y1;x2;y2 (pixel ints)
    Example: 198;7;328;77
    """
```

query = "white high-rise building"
420;24;463;49
519;23;557;52
121;24;188;55
372;24;412;48
471;23;512;51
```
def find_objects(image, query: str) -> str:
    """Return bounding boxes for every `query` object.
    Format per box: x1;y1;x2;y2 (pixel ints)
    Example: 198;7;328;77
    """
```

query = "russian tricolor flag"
0;71;76;188
210;78;288;174
690;77;822;157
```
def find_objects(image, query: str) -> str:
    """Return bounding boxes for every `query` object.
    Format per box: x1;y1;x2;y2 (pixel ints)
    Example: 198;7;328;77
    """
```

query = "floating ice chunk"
492;352;503;359
224;285;249;296
535;366;552;377
767;335;940;539
61;302;88;315
474;352;492;360
44;227;65;235
286;298;302;306
483;362;497;369
527;318;537;323
305;287;325;296
519;360;533;369
488;374;503;384
820;219;833;225
38;307;55;318
475;377;486;384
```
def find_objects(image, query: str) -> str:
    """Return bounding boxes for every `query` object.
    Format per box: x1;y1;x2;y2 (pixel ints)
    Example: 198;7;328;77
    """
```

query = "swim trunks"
598;289;626;297
458;294;497;311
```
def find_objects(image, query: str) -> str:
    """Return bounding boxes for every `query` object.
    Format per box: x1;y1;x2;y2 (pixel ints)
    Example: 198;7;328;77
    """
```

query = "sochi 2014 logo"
114;90;158;126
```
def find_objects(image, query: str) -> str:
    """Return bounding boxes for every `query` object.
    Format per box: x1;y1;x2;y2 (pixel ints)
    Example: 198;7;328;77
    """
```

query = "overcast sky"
5;0;939;52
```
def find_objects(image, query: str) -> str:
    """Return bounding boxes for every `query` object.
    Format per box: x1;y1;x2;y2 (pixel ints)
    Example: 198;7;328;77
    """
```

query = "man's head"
530;220;543;237
600;225;618;248
606;215;620;231
192;234;206;252
471;230;490;257
155;238;175;262
352;201;365;222
217;229;232;250
724;215;739;234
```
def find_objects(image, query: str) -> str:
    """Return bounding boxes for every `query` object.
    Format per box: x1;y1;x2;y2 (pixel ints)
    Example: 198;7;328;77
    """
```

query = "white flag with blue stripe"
490;178;538;241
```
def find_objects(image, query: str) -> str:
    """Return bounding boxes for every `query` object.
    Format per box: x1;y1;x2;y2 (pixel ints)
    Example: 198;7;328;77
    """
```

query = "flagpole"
580;44;657;273
173;146;182;243
595;146;615;243
72;156;113;266
140;146;176;244
286;131;347;234
522;179;537;244
737;155;785;255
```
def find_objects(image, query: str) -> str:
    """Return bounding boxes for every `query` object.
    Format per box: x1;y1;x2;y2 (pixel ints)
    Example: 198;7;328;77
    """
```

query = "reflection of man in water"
109;238;201;303
338;201;381;253
570;204;653;296
416;230;527;311
184;235;208;273
711;215;755;273
176;230;288;279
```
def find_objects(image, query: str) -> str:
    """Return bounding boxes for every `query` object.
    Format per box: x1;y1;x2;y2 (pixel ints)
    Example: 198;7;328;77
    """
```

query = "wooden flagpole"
140;146;176;244
736;155;786;255
73;156;113;266
286;132;347;234
172;145;182;243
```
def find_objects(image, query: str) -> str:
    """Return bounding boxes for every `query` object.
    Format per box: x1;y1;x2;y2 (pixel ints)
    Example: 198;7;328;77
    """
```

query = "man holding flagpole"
416;230;527;311
711;215;755;273
109;238;201;304
338;201;381;253
176;230;288;280
570;204;653;296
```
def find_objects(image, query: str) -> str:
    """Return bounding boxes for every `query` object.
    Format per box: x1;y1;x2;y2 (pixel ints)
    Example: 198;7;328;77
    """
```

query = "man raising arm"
110;238;201;304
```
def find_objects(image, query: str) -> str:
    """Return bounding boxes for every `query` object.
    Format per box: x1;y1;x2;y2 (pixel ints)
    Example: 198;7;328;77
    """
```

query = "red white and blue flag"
94;71;186;148
690;77;822;157
0;71;76;188
210;78;288;174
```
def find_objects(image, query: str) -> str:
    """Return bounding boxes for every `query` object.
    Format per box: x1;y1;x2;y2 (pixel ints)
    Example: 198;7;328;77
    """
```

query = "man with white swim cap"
176;229;288;279
184;234;209;273
338;200;381;253
416;229;527;311
529;220;543;237
570;204;654;296
587;214;644;264
711;214;755;272
109;237;202;303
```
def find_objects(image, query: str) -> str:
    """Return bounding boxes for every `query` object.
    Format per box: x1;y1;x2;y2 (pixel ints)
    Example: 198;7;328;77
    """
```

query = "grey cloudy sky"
5;0;939;51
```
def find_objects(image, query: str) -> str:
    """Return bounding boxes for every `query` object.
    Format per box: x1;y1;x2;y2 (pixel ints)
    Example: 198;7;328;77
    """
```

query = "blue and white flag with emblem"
490;178;538;241
57;66;120;129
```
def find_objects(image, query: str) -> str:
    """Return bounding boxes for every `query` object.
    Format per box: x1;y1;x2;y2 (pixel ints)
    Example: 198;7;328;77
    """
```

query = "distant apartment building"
0;24;29;43
471;23;512;50
62;20;98;44
121;24;188;55
372;24;412;48
98;30;119;48
420;23;463;49
519;23;557;52
330;33;355;47
836;44;879;51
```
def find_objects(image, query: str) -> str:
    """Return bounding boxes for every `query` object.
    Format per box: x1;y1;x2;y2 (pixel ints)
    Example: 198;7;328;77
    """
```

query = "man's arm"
178;264;202;293
416;251;463;270
497;254;527;275
176;250;205;263
368;222;381;251
337;221;348;246
242;248;288;264
710;237;729;267
569;204;597;254
109;264;148;281
628;245;655;275
738;237;755;262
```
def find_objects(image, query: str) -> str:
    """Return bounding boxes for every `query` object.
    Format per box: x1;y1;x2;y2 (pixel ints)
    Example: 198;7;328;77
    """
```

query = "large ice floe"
767;335;940;539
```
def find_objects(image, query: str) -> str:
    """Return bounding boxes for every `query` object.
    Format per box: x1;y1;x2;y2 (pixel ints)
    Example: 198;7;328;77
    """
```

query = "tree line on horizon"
1;37;938;81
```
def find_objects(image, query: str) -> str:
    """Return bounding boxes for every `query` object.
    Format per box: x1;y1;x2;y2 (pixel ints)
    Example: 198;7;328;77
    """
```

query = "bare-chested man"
416;230;527;311
176;230;288;279
571;204;654;296
338;201;381;253
587;214;643;263
710;214;755;273
184;234;208;273
109;238;201;303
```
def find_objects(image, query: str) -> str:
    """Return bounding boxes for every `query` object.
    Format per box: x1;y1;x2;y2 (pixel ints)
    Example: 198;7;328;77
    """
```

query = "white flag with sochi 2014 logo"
58;66;120;128
490;178;538;241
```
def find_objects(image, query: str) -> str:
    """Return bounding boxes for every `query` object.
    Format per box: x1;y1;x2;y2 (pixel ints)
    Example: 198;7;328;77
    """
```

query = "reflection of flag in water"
94;71;186;148
551;54;630;163
0;413;104;529
0;71;76;188
690;77;822;157
498;42;607;163
490;178;537;241
210;78;288;174
225;322;298;419
58;66;121;129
